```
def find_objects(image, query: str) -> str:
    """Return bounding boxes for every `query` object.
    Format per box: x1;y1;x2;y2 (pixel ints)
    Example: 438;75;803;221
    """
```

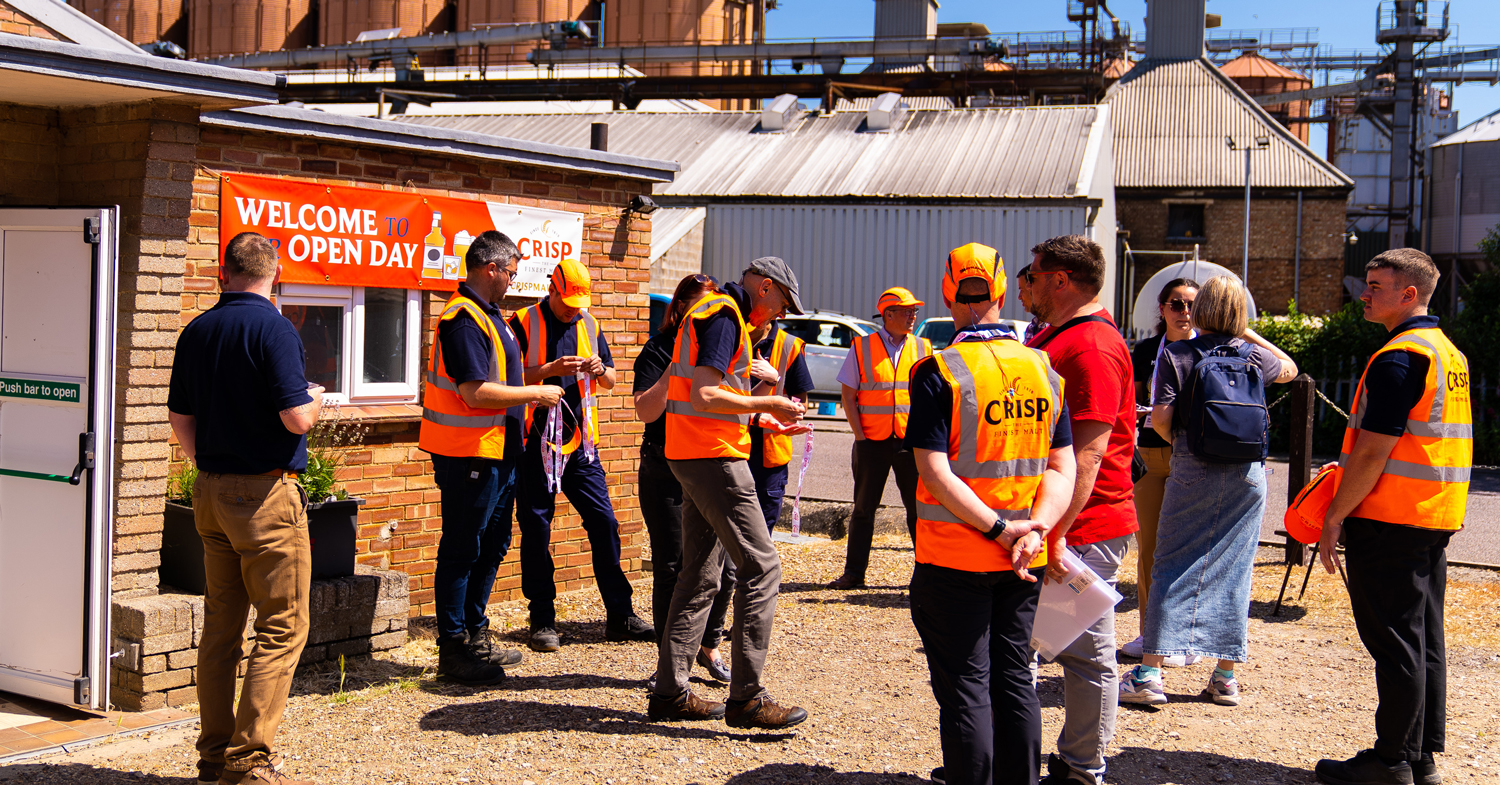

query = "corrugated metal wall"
1429;140;1500;256
1143;0;1205;61
702;204;1090;323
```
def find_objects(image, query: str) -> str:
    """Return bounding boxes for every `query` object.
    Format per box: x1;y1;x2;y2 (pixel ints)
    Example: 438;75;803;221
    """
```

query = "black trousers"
910;562;1043;785
638;444;730;649
1344;517;1453;762
843;436;920;582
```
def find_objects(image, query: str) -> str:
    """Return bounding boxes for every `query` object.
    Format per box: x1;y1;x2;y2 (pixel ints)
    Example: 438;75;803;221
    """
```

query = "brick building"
0;0;675;711
1103;54;1355;317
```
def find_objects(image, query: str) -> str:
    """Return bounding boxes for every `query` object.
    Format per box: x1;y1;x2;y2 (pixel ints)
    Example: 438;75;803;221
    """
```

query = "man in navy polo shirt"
420;231;564;686
511;259;653;652
168;232;324;785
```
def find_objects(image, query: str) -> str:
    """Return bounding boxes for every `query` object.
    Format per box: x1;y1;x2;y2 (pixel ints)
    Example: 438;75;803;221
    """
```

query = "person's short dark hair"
224;232;278;280
1016;263;1032;279
1030;235;1106;295
466;230;520;272
1367;248;1439;305
957;278;992;300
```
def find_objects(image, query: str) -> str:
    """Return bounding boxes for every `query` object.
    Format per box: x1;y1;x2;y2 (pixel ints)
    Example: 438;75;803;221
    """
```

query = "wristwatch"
983;519;1007;543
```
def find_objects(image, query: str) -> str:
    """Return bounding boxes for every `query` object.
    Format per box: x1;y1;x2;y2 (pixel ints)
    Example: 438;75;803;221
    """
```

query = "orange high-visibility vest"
759;328;806;468
418;293;509;460
514;302;601;441
913;337;1063;572
664;294;753;461
853;331;933;440
1339;326;1472;531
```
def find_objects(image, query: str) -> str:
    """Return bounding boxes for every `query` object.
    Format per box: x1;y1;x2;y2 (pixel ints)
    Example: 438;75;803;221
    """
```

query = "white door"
0;208;117;709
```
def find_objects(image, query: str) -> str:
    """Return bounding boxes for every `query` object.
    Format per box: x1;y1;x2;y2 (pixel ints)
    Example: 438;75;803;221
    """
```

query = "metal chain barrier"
1315;388;1351;421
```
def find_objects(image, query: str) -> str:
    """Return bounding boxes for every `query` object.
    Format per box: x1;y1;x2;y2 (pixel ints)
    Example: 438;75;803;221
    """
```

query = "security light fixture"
1254;136;1270;148
630;195;660;215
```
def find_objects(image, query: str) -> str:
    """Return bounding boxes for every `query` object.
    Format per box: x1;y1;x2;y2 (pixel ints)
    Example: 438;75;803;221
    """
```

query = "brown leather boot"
725;694;809;729
218;752;314;785
202;753;282;783
647;689;727;721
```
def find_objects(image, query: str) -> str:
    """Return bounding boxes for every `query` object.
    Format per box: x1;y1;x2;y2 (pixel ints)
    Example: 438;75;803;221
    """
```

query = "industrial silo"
189;0;314;58
454;0;592;64
73;0;187;46
320;0;449;47
601;0;765;108
1428;109;1500;284
1220;52;1313;144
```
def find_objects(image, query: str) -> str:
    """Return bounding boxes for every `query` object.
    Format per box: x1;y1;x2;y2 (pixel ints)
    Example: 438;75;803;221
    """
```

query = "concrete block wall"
1117;193;1349;316
110;566;409;711
183;128;656;617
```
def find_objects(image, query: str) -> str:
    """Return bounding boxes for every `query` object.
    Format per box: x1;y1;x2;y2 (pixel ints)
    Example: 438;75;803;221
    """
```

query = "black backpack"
1182;342;1269;463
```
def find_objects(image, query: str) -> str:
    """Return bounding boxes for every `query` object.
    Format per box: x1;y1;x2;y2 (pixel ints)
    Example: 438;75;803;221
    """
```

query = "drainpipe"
1294;190;1303;305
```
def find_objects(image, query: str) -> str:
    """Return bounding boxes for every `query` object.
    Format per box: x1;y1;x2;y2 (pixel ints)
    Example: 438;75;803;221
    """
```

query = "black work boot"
437;639;506;686
467;628;524;667
1315;749;1415;785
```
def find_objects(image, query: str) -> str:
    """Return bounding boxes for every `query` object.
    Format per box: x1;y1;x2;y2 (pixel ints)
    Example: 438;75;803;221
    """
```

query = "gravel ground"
9;536;1500;785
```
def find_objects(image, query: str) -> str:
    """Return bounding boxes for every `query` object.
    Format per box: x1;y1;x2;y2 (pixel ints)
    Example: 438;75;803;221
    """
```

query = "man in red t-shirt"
1024;235;1138;785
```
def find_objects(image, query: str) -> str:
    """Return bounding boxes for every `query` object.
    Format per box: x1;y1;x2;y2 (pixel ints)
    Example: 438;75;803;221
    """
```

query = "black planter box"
159;498;365;595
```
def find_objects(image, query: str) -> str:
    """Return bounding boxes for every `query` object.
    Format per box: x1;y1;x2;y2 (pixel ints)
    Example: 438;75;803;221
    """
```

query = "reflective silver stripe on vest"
858;403;912;415
524;305;544;364
1352;332;1452;432
1405;420;1473;439
772;333;797;396
944;348;1056;480
431;301;500;385
668;296;752;402
916;501;1032;525
425;371;460;392
421;407;507;428
663;398;748;424
1339;452;1472;484
858;381;908;391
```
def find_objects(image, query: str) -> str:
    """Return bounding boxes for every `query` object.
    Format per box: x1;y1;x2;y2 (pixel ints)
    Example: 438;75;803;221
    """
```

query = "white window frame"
278;283;421;405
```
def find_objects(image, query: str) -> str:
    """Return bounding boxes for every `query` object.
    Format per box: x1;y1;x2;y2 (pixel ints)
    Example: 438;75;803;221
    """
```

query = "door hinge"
74;678;90;705
83;217;101;245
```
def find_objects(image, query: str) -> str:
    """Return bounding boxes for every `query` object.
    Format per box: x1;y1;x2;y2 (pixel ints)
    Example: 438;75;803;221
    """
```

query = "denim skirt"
1140;442;1266;662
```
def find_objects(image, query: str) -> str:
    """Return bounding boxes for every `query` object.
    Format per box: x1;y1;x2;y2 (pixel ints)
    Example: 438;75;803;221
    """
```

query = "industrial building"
401;102;1118;324
1427;109;1500;304
1101;0;1354;317
0;0;677;712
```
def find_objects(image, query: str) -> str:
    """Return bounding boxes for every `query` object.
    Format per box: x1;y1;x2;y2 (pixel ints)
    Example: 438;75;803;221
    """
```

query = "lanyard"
578;371;597;463
543;404;565;493
790;427;814;536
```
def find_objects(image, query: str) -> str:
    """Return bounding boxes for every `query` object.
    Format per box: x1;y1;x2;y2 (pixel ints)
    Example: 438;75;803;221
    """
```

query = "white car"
916;316;1030;349
774;311;879;401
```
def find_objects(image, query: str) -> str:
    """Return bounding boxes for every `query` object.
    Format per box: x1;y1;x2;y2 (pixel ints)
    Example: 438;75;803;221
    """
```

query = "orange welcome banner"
219;172;584;294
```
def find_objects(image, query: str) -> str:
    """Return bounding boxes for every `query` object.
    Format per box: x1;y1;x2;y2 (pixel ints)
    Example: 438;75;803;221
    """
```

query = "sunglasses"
1165;298;1194;313
1025;269;1070;284
692;273;720;289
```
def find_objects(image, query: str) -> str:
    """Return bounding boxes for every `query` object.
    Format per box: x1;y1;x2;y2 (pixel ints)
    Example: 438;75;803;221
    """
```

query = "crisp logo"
1447;370;1469;391
984;397;1051;424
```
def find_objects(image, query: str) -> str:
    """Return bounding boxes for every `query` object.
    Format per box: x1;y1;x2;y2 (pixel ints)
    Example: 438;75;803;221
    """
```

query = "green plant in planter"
300;405;370;504
168;461;198;505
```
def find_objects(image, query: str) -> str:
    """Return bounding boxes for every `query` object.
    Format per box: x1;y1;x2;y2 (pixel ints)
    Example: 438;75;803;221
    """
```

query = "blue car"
648;293;671;335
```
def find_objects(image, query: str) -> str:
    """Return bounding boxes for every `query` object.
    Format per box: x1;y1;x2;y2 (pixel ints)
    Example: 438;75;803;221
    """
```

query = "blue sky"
765;0;1500;155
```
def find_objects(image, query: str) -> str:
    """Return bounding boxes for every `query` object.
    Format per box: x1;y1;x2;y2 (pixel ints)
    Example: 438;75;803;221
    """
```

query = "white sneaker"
1120;635;1144;658
1204;671;1240;706
1162;654;1201;668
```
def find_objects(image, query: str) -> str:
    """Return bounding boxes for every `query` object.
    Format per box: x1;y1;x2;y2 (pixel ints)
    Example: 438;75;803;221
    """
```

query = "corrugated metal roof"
1219;52;1310;82
397;106;1103;199
1432;108;1500;146
1103;58;1352;190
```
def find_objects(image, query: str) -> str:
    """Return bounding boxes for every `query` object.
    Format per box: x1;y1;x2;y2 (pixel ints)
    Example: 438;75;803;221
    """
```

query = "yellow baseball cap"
550;258;591;308
942;243;1006;306
877;287;925;312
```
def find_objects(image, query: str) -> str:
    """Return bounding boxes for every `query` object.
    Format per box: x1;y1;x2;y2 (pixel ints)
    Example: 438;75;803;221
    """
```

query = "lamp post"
1226;136;1270;287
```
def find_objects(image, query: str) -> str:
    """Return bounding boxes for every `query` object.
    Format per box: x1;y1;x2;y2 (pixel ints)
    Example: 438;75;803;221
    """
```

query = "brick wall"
184;128;655;616
0;103;61;205
0;0;60;39
1117;192;1349;315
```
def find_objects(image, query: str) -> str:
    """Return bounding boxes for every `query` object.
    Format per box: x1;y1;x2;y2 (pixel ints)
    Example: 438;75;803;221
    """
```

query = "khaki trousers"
1132;446;1173;613
193;473;311;765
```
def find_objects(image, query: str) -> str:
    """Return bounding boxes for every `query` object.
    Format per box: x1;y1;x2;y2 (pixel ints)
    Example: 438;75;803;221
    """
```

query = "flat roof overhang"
0;32;281;110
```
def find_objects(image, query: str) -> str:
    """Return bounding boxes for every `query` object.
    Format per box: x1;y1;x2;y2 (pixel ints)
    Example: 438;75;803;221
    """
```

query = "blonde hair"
1193;276;1249;337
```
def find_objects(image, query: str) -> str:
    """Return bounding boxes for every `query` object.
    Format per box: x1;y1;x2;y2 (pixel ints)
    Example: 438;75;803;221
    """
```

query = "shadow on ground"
0;764;191;784
712;762;926;783
1111;745;1316;784
420;698;796;743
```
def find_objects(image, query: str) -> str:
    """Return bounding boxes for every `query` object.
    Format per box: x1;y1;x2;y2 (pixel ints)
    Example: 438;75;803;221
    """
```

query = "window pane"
283;304;344;393
363;288;408;384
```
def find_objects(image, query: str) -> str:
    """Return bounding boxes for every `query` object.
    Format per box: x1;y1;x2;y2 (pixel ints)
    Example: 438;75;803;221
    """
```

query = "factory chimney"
1144;0;1208;61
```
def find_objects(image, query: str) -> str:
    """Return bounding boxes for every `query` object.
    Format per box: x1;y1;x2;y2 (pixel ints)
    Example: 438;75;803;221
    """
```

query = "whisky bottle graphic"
421;211;446;279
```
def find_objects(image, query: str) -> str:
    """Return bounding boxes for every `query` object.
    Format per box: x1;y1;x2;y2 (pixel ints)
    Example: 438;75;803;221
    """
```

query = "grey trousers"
658;457;783;702
1050;535;1128;785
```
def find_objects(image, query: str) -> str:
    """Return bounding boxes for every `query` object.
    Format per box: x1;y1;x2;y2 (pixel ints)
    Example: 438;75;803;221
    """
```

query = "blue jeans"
517;439;635;629
749;461;789;533
1142;443;1266;662
432;454;517;646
